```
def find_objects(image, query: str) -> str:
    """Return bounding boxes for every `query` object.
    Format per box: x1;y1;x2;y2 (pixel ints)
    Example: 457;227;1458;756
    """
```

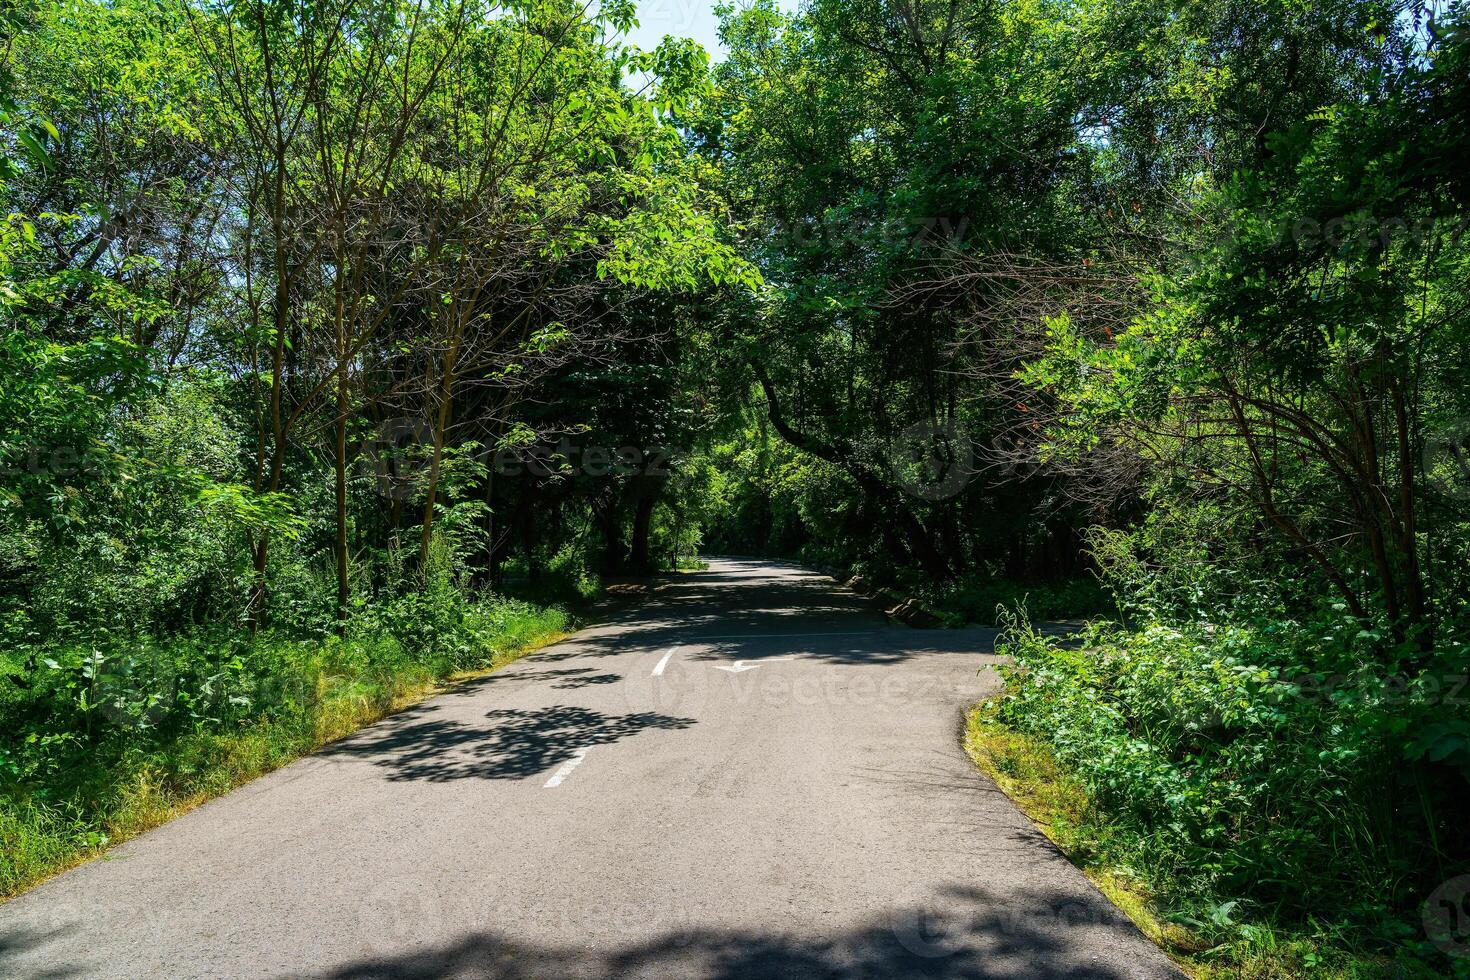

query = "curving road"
0;558;1181;979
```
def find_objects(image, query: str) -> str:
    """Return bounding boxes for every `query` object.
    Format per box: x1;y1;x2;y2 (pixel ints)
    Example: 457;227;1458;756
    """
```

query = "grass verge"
964;705;1444;979
1;606;569;900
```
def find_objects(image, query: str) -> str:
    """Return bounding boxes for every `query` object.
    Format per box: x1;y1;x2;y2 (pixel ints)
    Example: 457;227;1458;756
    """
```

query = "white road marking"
651;646;680;677
713;657;794;674
543;748;590;788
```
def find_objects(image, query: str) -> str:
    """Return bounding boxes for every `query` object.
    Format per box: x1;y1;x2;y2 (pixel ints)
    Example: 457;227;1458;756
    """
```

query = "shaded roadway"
0;558;1181;979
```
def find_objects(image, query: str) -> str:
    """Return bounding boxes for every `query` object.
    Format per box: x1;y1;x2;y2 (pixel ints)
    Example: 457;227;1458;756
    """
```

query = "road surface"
0;558;1181;979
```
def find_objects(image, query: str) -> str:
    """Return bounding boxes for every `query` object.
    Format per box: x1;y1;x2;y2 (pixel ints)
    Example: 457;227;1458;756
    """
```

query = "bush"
2;377;253;640
991;609;1470;961
926;574;1113;625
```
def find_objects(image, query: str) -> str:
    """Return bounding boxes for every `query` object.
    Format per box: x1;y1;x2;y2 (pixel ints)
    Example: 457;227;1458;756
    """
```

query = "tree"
1025;9;1470;643
700;0;1098;579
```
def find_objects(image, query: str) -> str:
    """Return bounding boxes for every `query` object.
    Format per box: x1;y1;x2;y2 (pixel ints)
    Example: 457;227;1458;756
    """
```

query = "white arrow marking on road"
651;646;680;677
543;748;590;788
713;658;793;673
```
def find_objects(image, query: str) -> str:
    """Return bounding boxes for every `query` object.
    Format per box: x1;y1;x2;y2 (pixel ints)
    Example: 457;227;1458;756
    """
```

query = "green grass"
0;598;569;899
964;706;1449;979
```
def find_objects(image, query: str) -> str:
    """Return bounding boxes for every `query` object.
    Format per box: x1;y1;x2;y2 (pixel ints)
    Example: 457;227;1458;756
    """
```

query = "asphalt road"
0;558;1182;979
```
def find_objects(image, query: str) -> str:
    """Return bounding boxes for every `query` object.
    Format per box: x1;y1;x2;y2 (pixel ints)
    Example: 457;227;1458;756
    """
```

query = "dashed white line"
651;646;680;677
543;748;590;789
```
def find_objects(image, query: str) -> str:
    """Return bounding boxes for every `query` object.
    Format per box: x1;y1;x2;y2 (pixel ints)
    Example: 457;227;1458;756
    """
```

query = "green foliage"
0;585;566;897
1;375;278;639
1023;11;1470;637
691;0;1101;581
696;417;838;559
925;575;1113;626
1;2;1468;969
991;590;1470;968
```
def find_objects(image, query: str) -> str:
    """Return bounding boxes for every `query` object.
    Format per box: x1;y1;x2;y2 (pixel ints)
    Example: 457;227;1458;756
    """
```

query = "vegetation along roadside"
0;551;580;900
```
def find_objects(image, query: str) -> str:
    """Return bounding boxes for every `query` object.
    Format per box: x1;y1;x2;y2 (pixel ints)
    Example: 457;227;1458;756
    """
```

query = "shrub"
927;574;1114;625
992;609;1470;956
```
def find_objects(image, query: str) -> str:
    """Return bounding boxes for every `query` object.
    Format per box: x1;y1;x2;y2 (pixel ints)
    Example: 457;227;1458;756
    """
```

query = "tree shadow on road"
292;882;1175;980
0;882;1179;980
541;558;1021;668
560;558;903;659
319;704;695;782
441;668;606;692
550;673;622;689
0;924;78;980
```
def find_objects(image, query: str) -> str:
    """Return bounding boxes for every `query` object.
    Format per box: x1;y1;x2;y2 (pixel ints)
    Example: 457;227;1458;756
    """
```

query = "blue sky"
619;0;802;59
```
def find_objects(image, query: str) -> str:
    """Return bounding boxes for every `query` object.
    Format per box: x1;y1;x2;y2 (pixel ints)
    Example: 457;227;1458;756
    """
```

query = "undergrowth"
969;606;1470;979
0;593;567;898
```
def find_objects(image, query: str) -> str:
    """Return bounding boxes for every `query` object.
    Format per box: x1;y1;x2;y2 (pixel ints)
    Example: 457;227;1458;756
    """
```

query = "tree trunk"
893;504;951;581
419;309;462;567
630;492;657;575
334;356;350;635
520;498;541;584
600;495;626;575
250;535;270;633
250;141;293;634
